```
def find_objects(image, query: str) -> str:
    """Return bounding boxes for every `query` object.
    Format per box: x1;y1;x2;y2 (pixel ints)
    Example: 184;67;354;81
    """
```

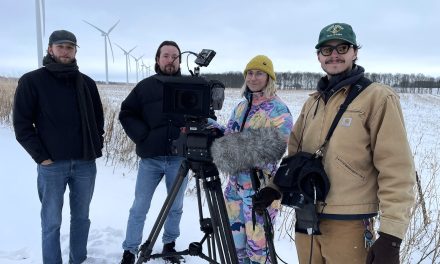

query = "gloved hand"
252;187;281;215
366;232;402;264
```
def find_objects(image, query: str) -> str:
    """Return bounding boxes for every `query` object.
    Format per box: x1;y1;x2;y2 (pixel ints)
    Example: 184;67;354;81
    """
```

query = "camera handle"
136;160;238;264
191;66;200;77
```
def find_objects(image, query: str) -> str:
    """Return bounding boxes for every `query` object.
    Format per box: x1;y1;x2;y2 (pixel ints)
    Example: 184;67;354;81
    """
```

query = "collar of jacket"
309;85;351;99
156;68;182;76
244;87;275;105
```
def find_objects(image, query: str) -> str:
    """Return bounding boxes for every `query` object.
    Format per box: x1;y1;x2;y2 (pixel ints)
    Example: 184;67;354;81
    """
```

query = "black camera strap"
315;77;372;156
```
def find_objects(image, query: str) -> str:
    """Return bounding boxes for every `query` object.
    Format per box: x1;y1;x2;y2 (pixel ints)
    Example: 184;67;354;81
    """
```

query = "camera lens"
176;90;200;110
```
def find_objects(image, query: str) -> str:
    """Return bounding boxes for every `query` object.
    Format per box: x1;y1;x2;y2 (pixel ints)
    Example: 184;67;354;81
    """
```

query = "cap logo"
327;24;344;35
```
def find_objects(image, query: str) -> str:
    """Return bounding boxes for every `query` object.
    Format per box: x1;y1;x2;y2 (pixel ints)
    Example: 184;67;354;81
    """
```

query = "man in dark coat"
119;40;187;264
13;30;104;264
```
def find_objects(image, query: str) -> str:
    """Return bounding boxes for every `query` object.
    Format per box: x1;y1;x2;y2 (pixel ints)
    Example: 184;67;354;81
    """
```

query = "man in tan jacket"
253;22;416;264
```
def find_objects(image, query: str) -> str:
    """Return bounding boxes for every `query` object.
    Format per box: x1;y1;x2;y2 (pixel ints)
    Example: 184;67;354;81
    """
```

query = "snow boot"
120;250;135;264
162;241;185;263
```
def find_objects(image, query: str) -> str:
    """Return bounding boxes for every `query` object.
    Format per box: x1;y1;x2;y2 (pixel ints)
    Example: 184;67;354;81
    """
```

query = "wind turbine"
83;19;119;84
35;0;45;68
140;59;147;78
115;43;136;84
131;54;144;83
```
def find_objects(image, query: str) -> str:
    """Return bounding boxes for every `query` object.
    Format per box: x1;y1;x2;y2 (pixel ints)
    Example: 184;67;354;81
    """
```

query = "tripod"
136;159;238;264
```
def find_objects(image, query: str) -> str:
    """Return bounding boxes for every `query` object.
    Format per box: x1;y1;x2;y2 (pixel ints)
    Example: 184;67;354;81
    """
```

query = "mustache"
325;58;345;64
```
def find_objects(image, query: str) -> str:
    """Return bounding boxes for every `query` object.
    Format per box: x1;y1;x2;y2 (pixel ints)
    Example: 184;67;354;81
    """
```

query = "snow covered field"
1;87;439;263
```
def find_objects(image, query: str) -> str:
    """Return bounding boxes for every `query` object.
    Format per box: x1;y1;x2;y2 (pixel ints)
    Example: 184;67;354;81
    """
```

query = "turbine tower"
140;59;147;78
35;0;45;68
131;54;144;83
115;43;136;84
83;19;120;84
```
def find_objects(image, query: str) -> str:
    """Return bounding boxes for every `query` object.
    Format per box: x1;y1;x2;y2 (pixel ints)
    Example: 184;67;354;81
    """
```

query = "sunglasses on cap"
318;43;353;56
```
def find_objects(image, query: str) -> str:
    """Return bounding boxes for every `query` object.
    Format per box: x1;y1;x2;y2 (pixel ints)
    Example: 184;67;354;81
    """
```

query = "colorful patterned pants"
224;173;279;264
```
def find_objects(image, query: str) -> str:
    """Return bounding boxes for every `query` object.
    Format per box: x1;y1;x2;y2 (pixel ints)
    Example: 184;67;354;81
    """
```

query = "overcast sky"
1;0;439;82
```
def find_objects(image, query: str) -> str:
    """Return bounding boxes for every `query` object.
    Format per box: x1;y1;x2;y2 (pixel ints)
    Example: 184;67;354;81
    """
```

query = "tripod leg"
203;175;239;264
137;160;190;263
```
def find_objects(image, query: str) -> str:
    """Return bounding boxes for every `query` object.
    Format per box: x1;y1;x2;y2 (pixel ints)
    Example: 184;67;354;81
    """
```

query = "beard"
52;54;75;64
161;64;178;75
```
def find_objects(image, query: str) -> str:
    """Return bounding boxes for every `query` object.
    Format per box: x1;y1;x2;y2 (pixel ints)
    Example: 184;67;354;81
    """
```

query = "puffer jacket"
119;74;185;158
288;82;415;239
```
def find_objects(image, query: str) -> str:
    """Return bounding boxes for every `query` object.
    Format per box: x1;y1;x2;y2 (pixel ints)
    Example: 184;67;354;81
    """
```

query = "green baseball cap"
315;23;357;49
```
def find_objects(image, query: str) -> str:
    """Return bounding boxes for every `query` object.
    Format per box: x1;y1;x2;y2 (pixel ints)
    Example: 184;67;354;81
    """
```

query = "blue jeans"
37;159;96;264
122;156;187;254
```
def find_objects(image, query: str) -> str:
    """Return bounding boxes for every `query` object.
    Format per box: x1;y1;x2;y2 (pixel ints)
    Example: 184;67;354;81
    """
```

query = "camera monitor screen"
158;76;211;117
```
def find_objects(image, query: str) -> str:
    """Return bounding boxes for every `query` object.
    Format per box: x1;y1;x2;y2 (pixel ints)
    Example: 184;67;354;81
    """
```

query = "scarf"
43;54;99;160
317;64;365;103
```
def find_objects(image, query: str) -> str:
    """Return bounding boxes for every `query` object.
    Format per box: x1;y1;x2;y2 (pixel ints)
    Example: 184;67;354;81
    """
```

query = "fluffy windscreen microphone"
211;127;287;175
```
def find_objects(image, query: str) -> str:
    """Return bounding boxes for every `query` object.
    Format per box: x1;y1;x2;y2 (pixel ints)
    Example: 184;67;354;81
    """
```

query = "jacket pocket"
335;156;365;182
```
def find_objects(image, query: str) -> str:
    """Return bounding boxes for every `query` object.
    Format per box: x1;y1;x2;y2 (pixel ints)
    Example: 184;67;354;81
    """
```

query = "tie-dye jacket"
225;92;293;178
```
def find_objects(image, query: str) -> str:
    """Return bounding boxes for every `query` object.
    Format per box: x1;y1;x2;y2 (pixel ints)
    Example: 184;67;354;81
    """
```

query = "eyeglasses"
318;43;353;56
246;70;268;79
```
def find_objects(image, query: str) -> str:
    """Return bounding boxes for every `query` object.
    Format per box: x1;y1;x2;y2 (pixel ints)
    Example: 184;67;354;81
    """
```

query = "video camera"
157;49;225;162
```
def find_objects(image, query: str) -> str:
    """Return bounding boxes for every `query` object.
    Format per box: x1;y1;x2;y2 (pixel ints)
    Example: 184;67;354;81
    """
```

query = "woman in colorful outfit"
223;55;293;264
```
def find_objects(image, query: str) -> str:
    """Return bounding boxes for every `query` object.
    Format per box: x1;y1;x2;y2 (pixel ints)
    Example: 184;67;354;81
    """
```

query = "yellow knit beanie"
244;55;276;81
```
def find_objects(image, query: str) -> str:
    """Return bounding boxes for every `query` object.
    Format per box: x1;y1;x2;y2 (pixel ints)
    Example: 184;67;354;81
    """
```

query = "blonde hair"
240;77;278;98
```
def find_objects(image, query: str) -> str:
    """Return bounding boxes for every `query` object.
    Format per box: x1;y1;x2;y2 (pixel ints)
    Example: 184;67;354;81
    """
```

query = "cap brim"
52;40;79;47
315;37;356;49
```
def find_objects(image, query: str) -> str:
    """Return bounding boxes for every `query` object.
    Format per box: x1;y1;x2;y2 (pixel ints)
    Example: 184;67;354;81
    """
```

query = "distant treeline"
202;72;440;93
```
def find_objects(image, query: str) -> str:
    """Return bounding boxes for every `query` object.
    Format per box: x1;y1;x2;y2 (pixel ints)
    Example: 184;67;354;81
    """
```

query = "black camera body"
155;51;225;162
159;76;225;118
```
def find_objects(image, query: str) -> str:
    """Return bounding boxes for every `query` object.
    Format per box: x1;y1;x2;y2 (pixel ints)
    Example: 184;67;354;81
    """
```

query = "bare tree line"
202;72;440;93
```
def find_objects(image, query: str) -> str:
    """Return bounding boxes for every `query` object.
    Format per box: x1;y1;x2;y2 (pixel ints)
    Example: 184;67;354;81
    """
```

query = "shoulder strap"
316;77;372;156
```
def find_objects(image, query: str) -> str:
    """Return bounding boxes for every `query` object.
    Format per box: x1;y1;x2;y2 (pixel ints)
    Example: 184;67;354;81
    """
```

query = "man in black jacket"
119;40;187;264
13;30;104;264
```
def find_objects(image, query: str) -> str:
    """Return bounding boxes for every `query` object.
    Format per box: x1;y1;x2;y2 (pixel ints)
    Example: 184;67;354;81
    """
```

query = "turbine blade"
107;20;120;34
107;36;115;62
114;42;127;53
128;46;137;54
82;20;106;35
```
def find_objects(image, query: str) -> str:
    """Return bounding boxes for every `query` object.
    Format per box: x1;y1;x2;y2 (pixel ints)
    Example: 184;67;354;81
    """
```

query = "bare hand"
41;159;54;165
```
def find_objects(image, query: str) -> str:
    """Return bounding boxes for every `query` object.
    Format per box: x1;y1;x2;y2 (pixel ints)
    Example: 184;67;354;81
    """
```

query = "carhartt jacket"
288;82;415;239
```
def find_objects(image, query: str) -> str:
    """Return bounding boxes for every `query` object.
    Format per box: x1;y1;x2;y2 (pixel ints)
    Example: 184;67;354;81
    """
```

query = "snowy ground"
1;89;439;263
0;125;299;263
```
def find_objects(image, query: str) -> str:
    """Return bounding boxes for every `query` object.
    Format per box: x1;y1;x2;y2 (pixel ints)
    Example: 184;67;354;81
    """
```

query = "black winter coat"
119;74;185;158
13;67;104;163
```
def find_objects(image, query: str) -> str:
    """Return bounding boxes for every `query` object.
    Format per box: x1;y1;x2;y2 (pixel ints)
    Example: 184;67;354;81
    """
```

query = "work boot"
120;250;135;264
162;241;184;263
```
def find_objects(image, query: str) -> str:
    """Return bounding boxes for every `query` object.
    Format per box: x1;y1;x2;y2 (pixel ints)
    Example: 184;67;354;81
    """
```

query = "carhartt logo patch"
327;24;344;35
340;117;352;127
